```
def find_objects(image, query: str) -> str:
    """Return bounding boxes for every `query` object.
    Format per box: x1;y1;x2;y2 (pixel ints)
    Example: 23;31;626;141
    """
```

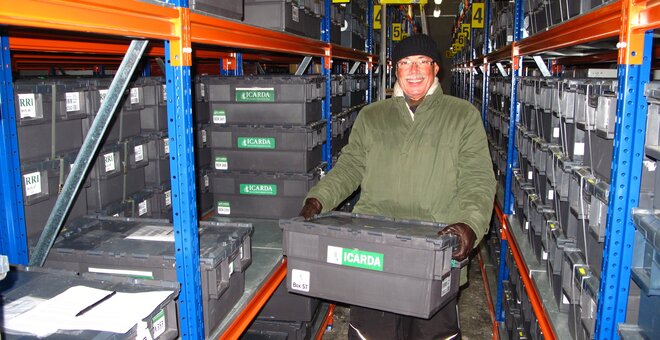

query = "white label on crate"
291;269;310;292
326;246;343;265
292;5;300;22
18;93;37;118
113;213;120;217
88;267;154;280
441;276;451;297
66;92;81;112
199;83;205;98
574;143;585;156
203;174;210;189
542;250;548;260
136;321;153;340
135;144;145;163
23;171;42;197
104;153;116;173
644;159;657;172
229;261;234;277
130;87;140;104
562;293;570;305
98;89;109;105
553;127;560;138
161;85;167;102
240;245;244;259
201;130;207;144
527;171;533;180
151;309;166;339
138;200;148;216
163;138;170;155
126;225;175;242
217;201;231;215
165;190;172;207
215;156;228;170
547;189;554;201
213;110;226;124
524;220;529;231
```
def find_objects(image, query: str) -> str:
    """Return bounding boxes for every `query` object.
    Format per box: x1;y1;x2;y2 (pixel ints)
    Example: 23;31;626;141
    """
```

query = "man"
299;34;496;339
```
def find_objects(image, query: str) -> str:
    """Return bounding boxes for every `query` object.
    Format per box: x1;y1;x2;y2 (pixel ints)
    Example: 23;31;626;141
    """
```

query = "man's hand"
299;198;323;220
437;223;477;261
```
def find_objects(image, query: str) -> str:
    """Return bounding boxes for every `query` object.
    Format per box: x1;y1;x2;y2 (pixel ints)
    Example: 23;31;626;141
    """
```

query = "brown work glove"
299;198;322;220
437;222;477;261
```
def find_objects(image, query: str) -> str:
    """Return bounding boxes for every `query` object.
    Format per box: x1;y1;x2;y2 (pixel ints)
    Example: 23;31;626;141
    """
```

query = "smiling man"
299;34;496;339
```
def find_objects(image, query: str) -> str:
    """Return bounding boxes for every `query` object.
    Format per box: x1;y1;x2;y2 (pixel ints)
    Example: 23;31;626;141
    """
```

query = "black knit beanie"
392;34;441;65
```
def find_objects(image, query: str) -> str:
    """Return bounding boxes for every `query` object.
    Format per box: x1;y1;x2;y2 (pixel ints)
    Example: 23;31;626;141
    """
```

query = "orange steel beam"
219;259;287;340
486;45;513;64
315;304;336;340
333;45;375;63
516;1;621;57
494;203;557;339
478;251;499;340
0;0;178;40
631;0;660;32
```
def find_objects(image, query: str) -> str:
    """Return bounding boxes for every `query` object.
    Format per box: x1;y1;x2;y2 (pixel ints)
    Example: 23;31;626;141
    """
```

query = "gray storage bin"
145;158;171;187
568;166;594;220
146;185;173;220
579;274;600;339
0;266;179;339
257;279;320;322
595;91;617;139
631;209;660;295
212;170;320;219
584;131;614;181
561;248;589;304
44;216;252;338
244;0;305;37
244;318;312;340
191;0;243;20
281;212;461;318
125;190;156;218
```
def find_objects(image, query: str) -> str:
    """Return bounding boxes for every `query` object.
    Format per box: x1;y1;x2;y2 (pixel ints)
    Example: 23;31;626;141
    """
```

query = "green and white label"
326;246;384;271
152;309;166;339
103;152;116;173
240;184;277;196
235;87;275;102
213;110;227;124
217;201;231;215
291;269;310;292
215;156;228;170
18;93;36;118
66;92;80;112
237;137;275;149
23;171;42;197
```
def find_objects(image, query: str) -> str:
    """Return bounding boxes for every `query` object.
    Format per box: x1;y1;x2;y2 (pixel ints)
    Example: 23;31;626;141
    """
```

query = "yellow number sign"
392;23;403;41
472;3;484;29
374;5;382;30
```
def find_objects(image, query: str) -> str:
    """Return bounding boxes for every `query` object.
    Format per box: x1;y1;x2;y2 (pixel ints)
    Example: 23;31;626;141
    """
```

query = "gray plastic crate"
595;91;617;139
584;131;614;181
209;121;326;173
191;0;243;20
44;216;252;338
281;212;462;318
631;209;660;295
212;170;320;219
146;185;172;220
257;279;320;322
244;0;305;37
588;179;609;241
561;248;589;304
244;318;312;340
145;158;171;187
0;266;179;339
125;190;156;218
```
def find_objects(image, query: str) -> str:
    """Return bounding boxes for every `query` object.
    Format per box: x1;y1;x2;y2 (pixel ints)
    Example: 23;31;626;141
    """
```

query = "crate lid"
632;209;660;251
281;212;456;250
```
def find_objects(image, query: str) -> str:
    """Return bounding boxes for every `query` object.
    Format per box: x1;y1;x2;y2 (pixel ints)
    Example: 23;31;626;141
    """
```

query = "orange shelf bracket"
170;7;192;67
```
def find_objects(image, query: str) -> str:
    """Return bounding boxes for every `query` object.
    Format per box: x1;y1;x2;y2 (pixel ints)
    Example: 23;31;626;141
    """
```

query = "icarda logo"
240;183;277;196
236;87;275;102
326;246;384;271
237;137;276;149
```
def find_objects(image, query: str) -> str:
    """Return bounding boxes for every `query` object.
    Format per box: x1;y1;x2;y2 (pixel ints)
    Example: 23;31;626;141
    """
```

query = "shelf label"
327;245;384;271
392;23;403;41
18;93;37;119
237;137;276;149
291;269;310;292
152;309;166;339
215;156;228;170
373;5;382;30
23;171;42;197
239;184;277;196
66;92;81;112
217;201;231;215
461;24;471;38
213;110;227;124
472;3;485;29
236;88;275;103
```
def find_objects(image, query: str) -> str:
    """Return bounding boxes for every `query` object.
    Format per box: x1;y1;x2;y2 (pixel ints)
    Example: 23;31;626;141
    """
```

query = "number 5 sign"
392;23;403;41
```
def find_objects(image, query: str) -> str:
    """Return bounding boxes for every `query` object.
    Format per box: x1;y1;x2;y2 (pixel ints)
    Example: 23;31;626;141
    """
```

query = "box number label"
18;93;37;119
66;92;81;112
217;201;231;215
104;153;116;173
152;309;166;339
291;269;310;292
23;171;42;197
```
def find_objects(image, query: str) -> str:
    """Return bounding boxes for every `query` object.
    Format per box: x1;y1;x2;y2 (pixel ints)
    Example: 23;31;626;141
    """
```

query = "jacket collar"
392;77;442;98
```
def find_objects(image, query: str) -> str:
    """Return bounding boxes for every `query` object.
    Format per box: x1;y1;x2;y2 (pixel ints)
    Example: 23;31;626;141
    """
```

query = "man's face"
396;55;440;101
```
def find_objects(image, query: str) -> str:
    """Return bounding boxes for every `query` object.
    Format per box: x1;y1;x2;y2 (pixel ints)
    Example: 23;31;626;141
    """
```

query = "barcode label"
66;92;81;112
138;201;148;216
135;145;145;163
130;87;140;104
441;276;451;297
165;190;172;207
104;153;116;173
98;89;109;105
201;130;207;144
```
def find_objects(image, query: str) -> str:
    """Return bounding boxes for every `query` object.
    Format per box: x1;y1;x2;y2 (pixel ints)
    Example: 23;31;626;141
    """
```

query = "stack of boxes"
525;0;616;36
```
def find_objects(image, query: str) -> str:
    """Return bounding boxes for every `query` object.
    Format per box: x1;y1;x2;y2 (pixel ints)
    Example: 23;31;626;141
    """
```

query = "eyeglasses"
396;59;435;69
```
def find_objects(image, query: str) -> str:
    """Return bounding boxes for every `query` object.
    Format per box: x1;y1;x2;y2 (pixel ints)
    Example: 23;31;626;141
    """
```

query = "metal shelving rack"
452;0;660;339
0;0;377;338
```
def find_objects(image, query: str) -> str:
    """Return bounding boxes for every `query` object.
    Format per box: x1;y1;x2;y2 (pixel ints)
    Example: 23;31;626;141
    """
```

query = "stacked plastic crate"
525;0;616;36
244;0;324;41
338;1;368;51
196;75;326;219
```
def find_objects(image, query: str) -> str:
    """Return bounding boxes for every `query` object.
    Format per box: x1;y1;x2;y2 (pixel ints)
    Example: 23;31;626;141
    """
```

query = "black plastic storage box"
212;170;320;219
191;0;243;20
281;212;461;318
0;266;179;339
244;0;306;37
201;75;325;126
44;217;253;338
257;279;320;322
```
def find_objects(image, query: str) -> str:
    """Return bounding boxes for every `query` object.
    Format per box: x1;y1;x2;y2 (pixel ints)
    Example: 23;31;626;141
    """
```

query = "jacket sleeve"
455;106;497;247
305;109;368;211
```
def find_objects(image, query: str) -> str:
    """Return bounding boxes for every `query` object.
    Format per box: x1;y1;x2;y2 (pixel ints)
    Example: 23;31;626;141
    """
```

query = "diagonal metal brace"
29;40;149;266
295;56;314;76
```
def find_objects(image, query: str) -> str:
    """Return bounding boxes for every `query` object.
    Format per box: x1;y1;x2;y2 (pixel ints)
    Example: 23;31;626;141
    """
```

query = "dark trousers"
347;298;460;340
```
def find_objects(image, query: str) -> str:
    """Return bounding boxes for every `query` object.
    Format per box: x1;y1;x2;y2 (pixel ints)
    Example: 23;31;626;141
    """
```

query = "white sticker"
548;189;555;201
542;250;548;260
327;245;343;265
203;174;210;188
574;143;585;156
161;85;167;101
291;269;310;292
528;171;533;180
562;293;570;305
151;310;166;339
165;190;172;207
201;130;207;144
126;225;174;242
98;89;109;105
104;153;116;173
292;5;300;22
138;200;148;216
23;171;42;197
213;110;226;124
199;83;206;98
18;93;37;118
217;201;231;215
441;276;451;297
66;92;81;112
163;138;170;155
524;220;529;231
136;321;153;340
135;144;145;163
643;159;657;172
130;87;140;104
228;261;234;277
215;157;228;170
553;127;560;138
88;267;154;279
240;245;244;260
113;213;120;217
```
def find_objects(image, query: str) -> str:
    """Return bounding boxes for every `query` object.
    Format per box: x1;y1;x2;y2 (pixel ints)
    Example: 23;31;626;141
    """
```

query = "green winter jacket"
307;85;496;248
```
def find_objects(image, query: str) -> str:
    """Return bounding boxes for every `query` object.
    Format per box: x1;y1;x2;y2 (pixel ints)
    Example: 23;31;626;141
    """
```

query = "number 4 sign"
472;3;485;29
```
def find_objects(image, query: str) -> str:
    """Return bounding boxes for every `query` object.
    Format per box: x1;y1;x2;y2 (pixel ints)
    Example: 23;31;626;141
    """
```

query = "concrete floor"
320;244;498;339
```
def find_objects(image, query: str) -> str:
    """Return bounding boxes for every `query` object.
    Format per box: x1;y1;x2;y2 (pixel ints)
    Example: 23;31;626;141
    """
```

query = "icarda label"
327;245;384;271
